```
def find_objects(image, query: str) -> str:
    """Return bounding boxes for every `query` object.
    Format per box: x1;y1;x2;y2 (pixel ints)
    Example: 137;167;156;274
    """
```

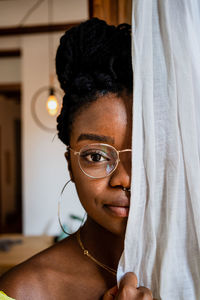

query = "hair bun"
56;18;132;146
56;18;131;94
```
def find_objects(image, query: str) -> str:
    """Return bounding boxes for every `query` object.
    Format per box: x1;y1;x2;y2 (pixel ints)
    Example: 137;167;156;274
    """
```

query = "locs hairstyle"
56;18;132;146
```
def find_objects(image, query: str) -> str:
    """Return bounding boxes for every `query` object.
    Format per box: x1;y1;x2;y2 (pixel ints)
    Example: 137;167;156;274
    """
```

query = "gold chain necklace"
76;229;117;276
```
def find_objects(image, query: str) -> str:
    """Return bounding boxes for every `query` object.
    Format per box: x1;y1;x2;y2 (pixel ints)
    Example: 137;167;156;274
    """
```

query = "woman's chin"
86;214;127;237
100;217;128;237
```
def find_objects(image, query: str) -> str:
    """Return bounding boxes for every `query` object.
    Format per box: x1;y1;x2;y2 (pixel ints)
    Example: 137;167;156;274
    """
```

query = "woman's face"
69;93;132;236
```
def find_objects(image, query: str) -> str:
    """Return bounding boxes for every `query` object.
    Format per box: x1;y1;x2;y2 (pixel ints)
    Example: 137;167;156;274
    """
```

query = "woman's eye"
81;151;110;162
88;153;105;162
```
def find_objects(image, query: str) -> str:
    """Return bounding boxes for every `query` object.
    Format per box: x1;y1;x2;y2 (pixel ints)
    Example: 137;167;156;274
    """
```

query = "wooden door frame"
88;0;132;25
0;126;2;233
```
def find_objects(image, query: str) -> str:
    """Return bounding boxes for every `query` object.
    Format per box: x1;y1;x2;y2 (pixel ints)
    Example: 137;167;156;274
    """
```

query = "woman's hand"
103;272;155;300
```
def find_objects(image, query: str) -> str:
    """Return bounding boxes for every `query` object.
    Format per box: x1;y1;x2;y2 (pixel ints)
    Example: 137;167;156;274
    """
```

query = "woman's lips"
104;205;129;217
103;197;130;217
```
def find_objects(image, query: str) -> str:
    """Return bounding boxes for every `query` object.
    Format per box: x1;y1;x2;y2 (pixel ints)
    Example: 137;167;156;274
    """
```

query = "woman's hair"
56;18;132;146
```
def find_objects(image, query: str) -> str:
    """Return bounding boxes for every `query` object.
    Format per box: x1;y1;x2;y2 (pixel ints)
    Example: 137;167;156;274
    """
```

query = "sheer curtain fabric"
118;1;200;299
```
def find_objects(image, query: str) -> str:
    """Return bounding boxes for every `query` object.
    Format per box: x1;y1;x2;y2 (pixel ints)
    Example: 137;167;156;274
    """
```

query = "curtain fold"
118;1;200;299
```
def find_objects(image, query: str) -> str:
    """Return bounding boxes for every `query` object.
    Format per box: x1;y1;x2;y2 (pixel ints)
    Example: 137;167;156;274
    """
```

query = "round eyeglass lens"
78;144;118;178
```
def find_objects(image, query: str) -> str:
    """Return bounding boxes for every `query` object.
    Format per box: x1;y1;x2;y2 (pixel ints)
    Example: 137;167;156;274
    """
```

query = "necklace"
76;229;117;276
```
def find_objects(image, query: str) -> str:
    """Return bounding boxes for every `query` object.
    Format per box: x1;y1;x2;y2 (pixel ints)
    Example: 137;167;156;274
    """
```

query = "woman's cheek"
75;180;99;202
70;157;109;208
75;178;107;208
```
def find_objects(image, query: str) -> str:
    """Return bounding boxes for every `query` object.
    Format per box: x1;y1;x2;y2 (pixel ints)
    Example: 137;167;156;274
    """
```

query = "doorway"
0;85;22;233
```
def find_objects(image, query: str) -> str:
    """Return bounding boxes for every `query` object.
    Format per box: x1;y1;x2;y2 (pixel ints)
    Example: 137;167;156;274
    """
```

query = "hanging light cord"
18;0;54;87
48;0;54;87
76;229;117;277
18;0;45;27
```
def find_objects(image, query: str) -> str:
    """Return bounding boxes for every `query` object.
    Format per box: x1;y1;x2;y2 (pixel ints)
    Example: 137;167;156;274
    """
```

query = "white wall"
0;0;88;235
0;57;21;83
0;0;87;26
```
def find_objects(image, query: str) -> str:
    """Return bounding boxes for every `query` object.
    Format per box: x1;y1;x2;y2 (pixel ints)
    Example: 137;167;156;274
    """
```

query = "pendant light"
31;0;62;132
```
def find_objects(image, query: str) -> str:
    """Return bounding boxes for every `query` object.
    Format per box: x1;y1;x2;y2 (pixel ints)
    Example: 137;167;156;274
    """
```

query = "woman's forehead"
70;94;132;148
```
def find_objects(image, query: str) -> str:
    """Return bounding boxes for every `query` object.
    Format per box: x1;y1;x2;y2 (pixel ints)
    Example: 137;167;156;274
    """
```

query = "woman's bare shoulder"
0;234;80;299
0;258;44;299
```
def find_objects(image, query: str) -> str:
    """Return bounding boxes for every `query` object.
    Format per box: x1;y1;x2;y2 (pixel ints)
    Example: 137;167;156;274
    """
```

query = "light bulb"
46;94;59;116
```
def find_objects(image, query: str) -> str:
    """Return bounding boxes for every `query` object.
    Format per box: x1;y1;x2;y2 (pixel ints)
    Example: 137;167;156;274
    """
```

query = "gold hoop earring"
58;179;86;235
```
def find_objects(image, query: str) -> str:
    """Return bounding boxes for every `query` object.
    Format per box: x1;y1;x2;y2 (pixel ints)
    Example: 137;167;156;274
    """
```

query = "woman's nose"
109;155;131;189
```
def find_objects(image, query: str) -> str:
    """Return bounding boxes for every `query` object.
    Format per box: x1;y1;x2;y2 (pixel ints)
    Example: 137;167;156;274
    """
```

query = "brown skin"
103;273;156;300
0;93;153;299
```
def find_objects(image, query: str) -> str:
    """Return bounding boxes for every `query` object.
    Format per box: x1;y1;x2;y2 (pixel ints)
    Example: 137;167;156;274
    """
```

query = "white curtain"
117;1;200;299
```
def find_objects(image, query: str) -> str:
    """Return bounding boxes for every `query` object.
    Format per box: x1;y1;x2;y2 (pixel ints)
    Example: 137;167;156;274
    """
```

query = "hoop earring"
58;179;86;235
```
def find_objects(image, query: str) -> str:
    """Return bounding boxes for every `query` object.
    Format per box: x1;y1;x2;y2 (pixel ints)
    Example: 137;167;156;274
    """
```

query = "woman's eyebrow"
77;133;114;144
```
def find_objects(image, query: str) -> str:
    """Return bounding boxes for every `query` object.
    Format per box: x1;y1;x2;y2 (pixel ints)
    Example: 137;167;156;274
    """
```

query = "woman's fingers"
116;272;153;299
103;273;155;299
119;272;138;289
116;272;137;299
137;286;153;298
102;285;118;299
136;286;153;299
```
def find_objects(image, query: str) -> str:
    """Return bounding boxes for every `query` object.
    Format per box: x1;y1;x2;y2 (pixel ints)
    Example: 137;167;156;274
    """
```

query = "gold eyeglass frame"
68;143;132;179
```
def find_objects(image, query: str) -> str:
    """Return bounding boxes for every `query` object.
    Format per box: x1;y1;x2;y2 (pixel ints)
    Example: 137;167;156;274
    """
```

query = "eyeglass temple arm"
118;149;132;153
67;146;131;155
67;147;79;155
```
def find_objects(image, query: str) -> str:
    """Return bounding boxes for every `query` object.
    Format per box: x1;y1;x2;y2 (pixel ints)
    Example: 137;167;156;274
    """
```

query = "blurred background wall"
0;0;88;236
0;0;131;236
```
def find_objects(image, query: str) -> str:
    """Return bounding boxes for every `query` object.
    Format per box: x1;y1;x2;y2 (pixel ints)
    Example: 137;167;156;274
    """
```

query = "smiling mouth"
104;205;129;218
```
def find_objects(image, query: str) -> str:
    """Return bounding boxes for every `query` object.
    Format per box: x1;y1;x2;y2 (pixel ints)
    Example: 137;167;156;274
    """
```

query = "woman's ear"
64;151;74;182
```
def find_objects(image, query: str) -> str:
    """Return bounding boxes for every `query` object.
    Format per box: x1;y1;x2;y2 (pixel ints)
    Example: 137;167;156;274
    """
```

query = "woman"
0;18;154;299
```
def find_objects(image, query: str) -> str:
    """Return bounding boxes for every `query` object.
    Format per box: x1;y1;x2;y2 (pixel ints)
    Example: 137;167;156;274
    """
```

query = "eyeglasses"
68;143;132;179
